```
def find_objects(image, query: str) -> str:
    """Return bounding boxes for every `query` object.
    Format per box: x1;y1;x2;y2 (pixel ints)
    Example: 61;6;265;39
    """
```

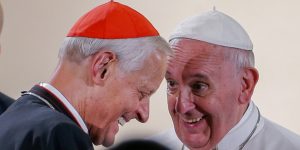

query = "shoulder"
34;111;93;150
0;97;93;150
264;118;300;143
38;109;93;150
247;116;300;149
44;121;93;150
1;96;75;129
14;100;90;141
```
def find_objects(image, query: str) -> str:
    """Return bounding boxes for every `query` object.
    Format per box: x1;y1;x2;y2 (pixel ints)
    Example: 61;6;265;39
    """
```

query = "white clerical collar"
216;101;264;150
39;82;89;134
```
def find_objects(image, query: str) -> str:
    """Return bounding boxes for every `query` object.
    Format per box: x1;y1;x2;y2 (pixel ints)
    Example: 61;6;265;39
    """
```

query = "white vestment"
150;102;300;150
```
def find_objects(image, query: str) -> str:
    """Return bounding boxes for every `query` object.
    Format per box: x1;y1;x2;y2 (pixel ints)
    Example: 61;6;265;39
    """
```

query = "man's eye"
191;83;205;90
167;80;178;94
191;82;208;96
167;80;176;88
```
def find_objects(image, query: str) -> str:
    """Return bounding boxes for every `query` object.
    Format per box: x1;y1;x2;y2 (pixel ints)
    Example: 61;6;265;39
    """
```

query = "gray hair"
228;48;255;69
59;36;171;72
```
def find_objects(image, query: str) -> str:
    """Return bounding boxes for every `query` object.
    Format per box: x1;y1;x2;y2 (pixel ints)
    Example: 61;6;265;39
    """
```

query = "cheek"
198;96;224;118
193;96;224;127
198;95;232;129
121;92;139;112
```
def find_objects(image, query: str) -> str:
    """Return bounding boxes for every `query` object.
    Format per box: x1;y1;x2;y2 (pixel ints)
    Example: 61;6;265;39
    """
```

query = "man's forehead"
167;39;226;78
168;45;222;67
166;66;212;84
137;80;157;94
170;38;215;49
171;39;223;57
136;66;164;93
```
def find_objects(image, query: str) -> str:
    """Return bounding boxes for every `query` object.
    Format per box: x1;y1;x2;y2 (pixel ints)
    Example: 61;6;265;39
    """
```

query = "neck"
49;61;90;119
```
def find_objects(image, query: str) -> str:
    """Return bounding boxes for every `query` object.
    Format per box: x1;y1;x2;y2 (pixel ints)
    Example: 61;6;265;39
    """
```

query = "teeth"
118;117;126;126
185;117;202;123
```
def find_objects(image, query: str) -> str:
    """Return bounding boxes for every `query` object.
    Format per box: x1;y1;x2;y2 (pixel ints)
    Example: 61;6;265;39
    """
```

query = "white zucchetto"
169;10;253;50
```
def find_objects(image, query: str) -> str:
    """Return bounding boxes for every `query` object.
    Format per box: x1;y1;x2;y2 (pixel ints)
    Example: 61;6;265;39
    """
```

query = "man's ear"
239;67;259;104
91;51;116;85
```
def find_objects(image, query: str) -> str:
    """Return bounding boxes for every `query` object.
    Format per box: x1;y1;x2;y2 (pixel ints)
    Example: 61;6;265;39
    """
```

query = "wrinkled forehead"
167;39;228;72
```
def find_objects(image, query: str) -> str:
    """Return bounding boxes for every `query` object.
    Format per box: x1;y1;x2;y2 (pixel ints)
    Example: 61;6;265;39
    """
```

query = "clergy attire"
0;83;93;150
152;7;300;150
150;102;300;150
0;1;162;149
0;92;14;114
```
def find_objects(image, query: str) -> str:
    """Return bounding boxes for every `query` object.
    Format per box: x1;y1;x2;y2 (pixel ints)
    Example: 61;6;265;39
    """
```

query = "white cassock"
150;102;300;150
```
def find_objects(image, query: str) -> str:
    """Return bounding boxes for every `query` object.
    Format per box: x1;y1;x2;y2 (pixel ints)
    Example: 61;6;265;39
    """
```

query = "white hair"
59;36;171;72
230;48;255;69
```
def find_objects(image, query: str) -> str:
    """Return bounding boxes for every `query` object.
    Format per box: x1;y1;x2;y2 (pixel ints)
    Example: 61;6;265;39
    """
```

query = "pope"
152;9;300;150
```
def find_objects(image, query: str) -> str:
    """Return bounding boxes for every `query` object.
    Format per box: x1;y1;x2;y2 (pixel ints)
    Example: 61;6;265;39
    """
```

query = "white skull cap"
169;10;253;50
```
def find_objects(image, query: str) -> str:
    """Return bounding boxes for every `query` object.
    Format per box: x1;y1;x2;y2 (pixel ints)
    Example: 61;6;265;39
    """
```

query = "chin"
91;135;115;147
91;137;102;146
102;138;115;147
181;136;205;149
176;126;213;150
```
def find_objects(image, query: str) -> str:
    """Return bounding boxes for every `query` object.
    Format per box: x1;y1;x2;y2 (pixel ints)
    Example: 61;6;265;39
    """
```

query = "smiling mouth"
182;115;207;124
118;117;126;126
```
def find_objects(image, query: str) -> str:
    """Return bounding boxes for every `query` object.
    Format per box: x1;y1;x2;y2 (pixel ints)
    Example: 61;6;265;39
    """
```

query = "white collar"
216;101;264;150
39;82;89;134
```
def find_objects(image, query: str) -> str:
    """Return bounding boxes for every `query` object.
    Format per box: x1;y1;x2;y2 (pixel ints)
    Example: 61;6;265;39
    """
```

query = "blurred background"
1;0;300;149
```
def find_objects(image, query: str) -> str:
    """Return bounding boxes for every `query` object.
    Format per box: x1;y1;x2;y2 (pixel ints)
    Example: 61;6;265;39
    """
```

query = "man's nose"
135;100;150;123
175;89;195;114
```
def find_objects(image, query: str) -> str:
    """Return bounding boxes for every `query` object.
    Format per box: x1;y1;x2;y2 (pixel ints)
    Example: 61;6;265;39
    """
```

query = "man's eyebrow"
189;73;208;80
165;71;174;78
139;85;156;96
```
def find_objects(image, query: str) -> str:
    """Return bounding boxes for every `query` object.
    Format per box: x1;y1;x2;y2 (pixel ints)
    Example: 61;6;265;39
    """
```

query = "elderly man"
152;10;300;150
0;2;14;114
0;1;170;150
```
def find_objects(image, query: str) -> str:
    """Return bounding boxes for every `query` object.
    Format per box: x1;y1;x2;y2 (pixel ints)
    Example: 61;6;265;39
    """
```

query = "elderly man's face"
86;52;167;147
166;39;244;149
